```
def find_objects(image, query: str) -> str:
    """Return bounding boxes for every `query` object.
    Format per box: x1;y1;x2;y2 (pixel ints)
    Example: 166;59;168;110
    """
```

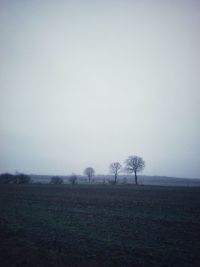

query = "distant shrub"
69;175;77;185
15;174;31;184
0;173;31;184
50;176;63;184
0;173;14;184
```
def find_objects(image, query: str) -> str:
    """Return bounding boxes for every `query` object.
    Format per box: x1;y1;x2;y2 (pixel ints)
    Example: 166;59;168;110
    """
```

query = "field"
0;184;200;267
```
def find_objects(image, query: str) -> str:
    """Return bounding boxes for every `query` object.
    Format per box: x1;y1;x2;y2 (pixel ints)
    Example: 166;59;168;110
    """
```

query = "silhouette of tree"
83;167;95;183
109;162;121;184
124;155;145;185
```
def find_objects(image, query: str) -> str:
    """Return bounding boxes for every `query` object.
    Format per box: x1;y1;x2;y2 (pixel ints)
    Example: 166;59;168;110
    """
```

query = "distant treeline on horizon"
0;173;200;187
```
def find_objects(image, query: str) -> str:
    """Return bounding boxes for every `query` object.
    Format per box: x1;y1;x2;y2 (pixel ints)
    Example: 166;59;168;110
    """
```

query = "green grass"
0;184;200;267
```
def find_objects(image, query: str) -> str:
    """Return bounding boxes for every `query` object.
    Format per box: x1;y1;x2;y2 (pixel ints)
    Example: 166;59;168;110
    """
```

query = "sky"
0;0;200;178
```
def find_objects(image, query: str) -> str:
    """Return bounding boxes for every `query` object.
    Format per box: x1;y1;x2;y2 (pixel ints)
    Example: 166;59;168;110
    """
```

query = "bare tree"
109;162;121;184
83;167;95;183
124;155;145;185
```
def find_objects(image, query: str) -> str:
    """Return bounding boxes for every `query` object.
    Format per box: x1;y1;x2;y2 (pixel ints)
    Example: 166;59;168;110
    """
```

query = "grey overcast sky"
0;0;199;177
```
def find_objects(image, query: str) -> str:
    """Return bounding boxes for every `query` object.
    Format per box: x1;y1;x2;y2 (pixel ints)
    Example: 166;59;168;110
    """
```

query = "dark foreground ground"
0;185;200;267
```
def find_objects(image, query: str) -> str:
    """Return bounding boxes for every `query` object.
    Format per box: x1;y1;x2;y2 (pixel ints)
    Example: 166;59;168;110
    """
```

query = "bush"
0;173;31;184
15;174;31;184
69;175;77;185
50;176;63;184
0;173;14;184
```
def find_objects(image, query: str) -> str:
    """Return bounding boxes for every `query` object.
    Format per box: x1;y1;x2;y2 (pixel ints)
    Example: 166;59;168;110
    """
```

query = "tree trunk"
134;171;138;185
114;173;117;184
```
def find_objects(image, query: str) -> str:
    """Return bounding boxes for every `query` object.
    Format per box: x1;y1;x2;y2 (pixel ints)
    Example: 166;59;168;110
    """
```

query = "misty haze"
0;1;200;267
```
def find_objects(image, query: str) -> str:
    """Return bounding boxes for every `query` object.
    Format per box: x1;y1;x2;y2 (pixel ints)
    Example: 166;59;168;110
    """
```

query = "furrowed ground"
0;184;200;267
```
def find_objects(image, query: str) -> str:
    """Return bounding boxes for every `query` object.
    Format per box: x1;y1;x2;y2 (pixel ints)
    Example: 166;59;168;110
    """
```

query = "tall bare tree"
109;162;121;184
83;167;95;183
124;155;145;185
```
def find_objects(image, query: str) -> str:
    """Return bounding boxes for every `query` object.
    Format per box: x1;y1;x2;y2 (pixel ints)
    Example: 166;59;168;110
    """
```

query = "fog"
0;0;199;178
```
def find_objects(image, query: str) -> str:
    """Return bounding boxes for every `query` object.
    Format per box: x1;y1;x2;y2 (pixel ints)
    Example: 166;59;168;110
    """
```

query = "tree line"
0;173;31;184
0;155;145;185
49;155;145;185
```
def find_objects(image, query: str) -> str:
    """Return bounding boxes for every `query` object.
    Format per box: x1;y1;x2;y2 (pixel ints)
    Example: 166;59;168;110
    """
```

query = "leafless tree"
109;162;121;184
124;155;145;185
83;167;95;183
